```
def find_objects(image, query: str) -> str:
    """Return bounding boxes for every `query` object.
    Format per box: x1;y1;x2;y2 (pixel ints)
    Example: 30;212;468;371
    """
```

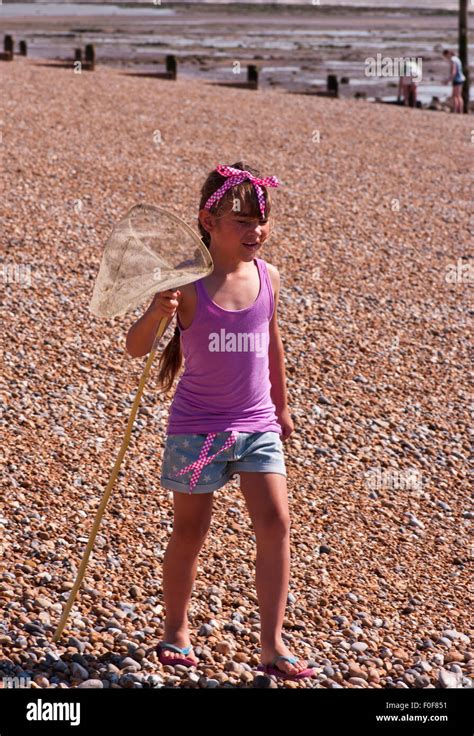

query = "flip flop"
157;641;198;667
257;655;316;681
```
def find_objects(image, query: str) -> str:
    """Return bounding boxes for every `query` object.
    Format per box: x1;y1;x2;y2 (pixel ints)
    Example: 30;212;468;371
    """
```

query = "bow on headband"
204;164;280;218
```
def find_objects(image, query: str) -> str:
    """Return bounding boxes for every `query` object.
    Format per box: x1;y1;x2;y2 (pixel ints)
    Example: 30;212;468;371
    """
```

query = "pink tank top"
167;257;281;436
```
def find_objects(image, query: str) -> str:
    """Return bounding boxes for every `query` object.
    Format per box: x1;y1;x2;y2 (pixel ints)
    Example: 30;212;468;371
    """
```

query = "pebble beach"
0;58;472;691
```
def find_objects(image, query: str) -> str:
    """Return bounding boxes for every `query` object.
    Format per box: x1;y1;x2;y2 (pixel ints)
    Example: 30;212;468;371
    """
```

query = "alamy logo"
365;54;423;82
2;675;31;688
208;329;268;358
364;467;423;491
26;699;81;727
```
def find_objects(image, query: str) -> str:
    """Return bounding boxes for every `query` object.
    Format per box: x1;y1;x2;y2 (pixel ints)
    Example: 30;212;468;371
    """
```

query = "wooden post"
459;0;470;113
165;54;177;79
74;48;82;63
3;35;14;61
327;74;339;97
19;40;27;57
85;43;95;71
247;64;258;89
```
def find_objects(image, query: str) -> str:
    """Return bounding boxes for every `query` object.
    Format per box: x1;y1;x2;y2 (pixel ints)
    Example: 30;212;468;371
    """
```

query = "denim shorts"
160;431;286;494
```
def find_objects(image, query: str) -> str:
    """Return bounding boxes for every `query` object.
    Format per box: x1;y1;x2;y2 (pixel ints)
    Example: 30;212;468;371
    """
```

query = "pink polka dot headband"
203;164;280;219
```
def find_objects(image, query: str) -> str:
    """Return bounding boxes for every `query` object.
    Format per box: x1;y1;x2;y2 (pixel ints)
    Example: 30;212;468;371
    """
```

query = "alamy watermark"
26;699;81;727
208;329;268;358
2;675;32;688
1;262;31;287
444;258;474;285
365;54;423;83
364;467;423;491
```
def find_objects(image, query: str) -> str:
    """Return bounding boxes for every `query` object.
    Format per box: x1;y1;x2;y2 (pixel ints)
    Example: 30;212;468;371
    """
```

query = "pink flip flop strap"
175;431;239;494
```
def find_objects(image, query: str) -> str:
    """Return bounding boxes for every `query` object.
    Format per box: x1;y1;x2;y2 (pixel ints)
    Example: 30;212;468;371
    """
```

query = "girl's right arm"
126;289;181;358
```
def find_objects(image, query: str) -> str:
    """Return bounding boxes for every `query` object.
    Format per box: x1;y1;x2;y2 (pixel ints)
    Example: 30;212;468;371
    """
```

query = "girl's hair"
155;161;273;394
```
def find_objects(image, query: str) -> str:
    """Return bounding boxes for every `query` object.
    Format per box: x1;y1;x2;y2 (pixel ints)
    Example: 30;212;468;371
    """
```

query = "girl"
126;162;315;681
442;49;466;114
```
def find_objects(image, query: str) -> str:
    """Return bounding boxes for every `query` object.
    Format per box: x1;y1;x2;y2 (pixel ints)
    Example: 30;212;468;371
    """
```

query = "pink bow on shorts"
175;431;239;494
203;165;280;218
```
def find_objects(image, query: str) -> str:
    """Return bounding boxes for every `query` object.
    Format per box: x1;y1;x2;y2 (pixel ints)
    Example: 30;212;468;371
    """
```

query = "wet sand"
0;2;469;102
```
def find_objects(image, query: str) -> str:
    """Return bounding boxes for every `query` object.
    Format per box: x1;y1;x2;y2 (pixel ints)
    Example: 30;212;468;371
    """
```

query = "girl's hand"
150;289;181;319
277;407;295;442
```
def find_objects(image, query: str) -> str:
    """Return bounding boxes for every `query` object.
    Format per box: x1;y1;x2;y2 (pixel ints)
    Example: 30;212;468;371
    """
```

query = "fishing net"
53;203;213;642
90;203;212;319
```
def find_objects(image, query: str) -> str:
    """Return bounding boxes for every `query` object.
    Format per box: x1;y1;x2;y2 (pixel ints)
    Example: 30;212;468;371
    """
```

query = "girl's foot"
260;643;310;676
159;628;198;665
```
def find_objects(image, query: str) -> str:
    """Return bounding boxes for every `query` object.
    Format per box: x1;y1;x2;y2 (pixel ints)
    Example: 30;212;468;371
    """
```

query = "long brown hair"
155;161;274;394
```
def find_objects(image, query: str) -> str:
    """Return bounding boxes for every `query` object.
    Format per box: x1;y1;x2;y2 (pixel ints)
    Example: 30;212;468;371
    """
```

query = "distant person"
397;58;420;108
442;49;465;114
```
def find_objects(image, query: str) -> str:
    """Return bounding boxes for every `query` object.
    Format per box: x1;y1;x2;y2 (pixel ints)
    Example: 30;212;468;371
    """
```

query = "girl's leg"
239;471;309;676
453;86;463;114
161;490;214;661
451;86;458;113
403;83;409;106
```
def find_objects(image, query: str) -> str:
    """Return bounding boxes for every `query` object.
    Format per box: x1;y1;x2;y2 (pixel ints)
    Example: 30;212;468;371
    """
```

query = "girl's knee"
255;513;291;539
171;522;211;545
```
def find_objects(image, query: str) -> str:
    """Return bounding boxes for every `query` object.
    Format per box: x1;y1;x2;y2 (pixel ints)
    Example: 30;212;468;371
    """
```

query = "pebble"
438;669;463;688
33;676;50;687
438;637;453;647
347;664;368;680
78;679;104;688
348;677;369;687
70;662;89;680
215;641;232;656
120;657;142;670
67;636;86;653
147;675;163;687
198;624;214;637
24;623;45;636
443;629;469;643
253;675;277;689
351;642;368;653
120;674;144;688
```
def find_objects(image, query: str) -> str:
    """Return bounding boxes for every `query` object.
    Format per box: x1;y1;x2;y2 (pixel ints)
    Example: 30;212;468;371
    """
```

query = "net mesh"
89;203;213;318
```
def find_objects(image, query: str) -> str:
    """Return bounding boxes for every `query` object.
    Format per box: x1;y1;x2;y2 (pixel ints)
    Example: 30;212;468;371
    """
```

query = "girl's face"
200;208;272;261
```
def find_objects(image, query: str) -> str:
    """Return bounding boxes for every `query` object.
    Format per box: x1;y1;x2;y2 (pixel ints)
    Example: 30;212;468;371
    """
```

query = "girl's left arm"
268;265;295;441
